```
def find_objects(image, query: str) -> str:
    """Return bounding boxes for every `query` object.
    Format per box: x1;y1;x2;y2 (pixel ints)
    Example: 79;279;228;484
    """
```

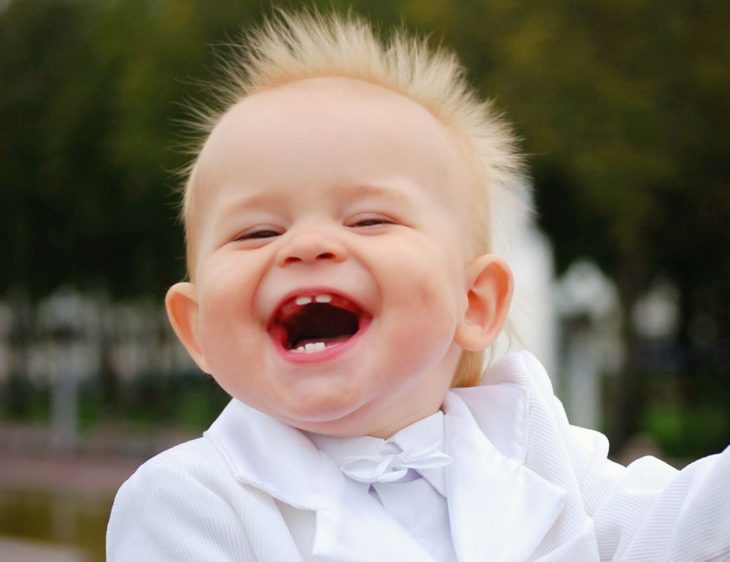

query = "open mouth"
269;293;370;354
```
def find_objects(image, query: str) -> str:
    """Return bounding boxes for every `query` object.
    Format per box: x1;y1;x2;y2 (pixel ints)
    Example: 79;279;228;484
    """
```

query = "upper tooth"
315;294;332;303
295;296;313;306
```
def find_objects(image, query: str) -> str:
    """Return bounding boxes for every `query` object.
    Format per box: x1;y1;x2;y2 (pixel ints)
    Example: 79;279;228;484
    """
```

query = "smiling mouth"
270;293;370;354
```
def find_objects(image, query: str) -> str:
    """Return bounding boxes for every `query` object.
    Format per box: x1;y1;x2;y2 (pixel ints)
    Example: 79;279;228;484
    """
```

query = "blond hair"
180;10;525;386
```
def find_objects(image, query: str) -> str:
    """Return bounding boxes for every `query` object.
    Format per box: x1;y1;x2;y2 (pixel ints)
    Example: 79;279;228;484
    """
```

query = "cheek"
383;237;464;313
383;274;462;364
195;257;261;359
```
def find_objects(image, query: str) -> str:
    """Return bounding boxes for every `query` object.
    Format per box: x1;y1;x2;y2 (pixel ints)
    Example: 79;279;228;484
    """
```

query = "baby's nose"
275;230;346;266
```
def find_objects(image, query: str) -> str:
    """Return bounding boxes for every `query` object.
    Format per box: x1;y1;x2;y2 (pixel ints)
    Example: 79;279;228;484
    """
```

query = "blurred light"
632;279;679;340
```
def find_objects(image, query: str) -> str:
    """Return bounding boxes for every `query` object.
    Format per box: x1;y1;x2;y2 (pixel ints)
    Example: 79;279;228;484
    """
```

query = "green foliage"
119;370;230;430
1;374;50;423
645;404;729;460
0;0;265;298
641;367;730;459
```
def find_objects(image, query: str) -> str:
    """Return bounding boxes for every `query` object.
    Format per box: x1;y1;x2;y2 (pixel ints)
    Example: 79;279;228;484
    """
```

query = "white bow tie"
339;441;452;484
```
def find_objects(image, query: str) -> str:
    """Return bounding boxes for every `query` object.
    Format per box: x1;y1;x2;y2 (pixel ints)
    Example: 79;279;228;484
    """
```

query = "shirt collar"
308;411;448;495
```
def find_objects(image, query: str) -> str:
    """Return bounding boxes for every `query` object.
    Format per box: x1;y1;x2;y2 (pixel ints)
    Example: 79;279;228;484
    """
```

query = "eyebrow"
214;188;287;222
336;181;416;205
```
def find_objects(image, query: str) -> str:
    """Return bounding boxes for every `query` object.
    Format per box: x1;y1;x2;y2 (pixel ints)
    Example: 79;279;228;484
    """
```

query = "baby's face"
170;77;496;437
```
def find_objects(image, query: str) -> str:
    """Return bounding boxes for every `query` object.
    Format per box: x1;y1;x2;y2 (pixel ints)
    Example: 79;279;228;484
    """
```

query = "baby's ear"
165;282;210;373
454;254;513;352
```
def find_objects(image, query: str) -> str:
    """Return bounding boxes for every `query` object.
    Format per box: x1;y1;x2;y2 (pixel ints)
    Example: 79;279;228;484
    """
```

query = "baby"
107;11;729;561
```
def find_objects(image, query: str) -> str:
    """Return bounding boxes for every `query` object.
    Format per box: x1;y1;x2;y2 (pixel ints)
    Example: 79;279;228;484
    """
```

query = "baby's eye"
349;216;395;228
234;229;282;242
246;230;280;239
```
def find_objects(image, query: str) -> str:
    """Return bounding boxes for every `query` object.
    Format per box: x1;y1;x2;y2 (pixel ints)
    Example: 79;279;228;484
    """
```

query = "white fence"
0;288;193;385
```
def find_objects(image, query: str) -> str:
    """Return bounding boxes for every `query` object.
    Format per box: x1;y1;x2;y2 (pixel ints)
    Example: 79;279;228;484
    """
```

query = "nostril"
316;252;336;260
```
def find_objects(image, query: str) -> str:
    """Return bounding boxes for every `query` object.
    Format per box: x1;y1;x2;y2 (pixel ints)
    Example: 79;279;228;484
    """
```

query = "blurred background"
1;0;728;559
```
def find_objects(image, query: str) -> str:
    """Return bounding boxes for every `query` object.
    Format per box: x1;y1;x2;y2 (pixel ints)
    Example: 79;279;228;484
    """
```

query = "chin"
286;398;361;423
286;416;375;437
277;395;372;431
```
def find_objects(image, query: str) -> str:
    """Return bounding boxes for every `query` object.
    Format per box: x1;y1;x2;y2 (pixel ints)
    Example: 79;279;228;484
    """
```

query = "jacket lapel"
443;387;567;561
312;478;436;561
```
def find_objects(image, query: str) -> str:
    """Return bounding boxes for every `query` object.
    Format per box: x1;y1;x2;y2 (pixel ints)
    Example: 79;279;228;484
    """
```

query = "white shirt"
309;411;457;561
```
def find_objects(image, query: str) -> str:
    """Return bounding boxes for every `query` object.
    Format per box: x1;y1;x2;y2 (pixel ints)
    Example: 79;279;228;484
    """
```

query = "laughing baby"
107;11;729;561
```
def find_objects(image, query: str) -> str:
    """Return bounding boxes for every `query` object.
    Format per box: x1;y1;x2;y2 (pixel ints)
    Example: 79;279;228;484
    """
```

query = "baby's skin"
165;76;513;439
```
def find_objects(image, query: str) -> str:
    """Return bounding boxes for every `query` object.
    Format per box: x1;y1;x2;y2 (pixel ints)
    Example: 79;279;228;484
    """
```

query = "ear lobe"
455;255;513;352
165;282;210;373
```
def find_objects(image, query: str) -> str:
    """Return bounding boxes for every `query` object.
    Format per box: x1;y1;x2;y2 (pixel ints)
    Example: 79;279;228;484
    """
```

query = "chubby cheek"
383;306;456;374
379;263;463;369
384;235;464;311
195;259;264;374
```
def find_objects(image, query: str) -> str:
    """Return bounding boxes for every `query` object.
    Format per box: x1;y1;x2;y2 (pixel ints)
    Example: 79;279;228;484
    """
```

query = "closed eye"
349;217;396;228
235;229;282;242
248;230;280;239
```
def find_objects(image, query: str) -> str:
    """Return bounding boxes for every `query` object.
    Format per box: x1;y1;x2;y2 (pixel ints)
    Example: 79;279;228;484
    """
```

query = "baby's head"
166;11;522;437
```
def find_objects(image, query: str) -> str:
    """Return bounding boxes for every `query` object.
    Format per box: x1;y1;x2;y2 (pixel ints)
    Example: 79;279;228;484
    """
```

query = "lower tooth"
304;342;326;353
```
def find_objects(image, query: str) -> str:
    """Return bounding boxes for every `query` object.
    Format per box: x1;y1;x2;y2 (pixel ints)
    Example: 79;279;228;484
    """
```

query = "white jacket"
106;351;730;561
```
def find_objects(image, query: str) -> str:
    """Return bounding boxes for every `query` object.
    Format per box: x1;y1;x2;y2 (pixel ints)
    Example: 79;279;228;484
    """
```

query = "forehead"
188;77;475;246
